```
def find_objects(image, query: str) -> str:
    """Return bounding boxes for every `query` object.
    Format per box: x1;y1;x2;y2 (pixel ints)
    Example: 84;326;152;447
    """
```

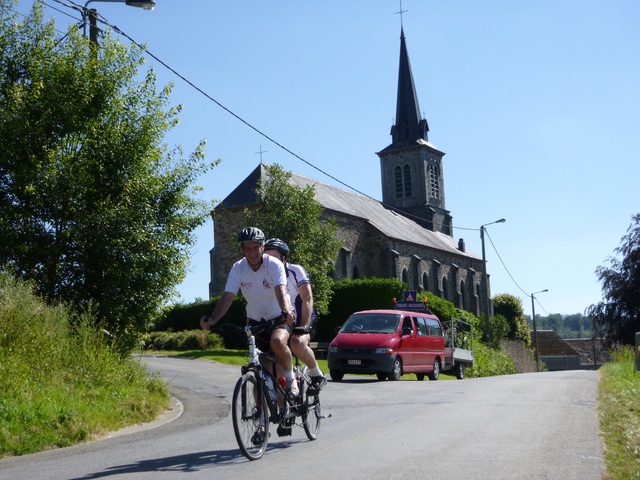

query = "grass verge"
598;346;640;479
0;273;170;457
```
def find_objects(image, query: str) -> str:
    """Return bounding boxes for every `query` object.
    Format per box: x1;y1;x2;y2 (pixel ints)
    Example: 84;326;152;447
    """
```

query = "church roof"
215;163;480;261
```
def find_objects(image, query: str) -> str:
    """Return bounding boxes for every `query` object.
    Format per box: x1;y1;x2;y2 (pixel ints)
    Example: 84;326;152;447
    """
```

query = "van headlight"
328;345;339;353
374;348;394;355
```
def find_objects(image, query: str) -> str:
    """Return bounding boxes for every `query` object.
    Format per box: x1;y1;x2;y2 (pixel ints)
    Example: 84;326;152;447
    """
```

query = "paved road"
0;356;605;480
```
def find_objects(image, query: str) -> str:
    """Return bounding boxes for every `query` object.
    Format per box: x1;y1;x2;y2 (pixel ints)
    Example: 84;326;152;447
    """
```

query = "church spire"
385;27;429;151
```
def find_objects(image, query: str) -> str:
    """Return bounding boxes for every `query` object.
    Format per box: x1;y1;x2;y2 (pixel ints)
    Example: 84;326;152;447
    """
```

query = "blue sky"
17;1;640;317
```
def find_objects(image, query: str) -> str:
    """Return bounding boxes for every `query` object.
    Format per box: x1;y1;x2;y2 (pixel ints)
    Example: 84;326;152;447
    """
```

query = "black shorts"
248;317;291;353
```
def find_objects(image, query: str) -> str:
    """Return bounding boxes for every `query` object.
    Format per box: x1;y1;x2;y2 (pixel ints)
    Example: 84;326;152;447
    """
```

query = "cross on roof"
395;0;408;28
255;145;267;163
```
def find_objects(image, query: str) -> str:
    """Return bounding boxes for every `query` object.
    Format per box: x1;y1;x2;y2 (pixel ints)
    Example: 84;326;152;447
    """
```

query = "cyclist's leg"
270;325;293;372
290;332;318;370
291;318;326;393
271;324;299;396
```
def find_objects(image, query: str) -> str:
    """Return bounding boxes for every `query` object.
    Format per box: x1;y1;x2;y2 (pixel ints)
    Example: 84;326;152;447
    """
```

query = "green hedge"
316;278;406;342
140;330;225;351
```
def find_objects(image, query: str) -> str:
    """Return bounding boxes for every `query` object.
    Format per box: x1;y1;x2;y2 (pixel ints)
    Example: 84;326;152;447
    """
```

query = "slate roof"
215;163;480;261
533;330;581;357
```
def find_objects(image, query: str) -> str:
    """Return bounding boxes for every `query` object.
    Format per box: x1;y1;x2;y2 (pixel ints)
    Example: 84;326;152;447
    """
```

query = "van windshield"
340;314;400;333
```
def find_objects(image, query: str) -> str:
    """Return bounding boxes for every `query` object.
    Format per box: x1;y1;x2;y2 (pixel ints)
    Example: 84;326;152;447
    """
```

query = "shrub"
140;330;225;351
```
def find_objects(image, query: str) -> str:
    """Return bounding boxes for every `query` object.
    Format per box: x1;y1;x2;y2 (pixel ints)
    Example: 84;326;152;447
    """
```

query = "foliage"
493;293;531;347
318;278;405;342
155;296;246;332
244;164;341;315
533;312;595;339
0;272;169;457
0;2;215;353
139;330;225;351
491;314;510;344
466;341;516;377
598;346;640;479
587;213;640;345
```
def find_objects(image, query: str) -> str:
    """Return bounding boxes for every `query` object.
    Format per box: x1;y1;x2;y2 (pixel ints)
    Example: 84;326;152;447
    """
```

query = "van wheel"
376;372;387;381
330;370;344;381
388;357;402;381
428;358;440;381
455;363;465;380
416;373;425;381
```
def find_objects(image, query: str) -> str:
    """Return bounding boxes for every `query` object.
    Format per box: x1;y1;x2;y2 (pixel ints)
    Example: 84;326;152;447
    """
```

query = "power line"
29;0;536;302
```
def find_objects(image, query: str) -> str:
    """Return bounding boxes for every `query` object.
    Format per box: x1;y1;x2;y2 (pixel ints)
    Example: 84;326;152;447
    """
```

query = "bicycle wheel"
301;379;321;440
232;373;269;460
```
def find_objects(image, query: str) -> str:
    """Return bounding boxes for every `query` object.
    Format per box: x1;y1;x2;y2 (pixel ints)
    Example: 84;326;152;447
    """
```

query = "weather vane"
395;0;408;28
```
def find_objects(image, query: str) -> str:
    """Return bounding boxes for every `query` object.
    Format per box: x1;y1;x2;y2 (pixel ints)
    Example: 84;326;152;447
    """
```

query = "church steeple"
377;27;452;237
385;27;429;151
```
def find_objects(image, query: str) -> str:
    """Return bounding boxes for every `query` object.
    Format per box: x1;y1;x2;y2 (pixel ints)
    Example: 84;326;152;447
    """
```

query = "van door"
397;315;415;370
426;317;445;364
412;316;430;371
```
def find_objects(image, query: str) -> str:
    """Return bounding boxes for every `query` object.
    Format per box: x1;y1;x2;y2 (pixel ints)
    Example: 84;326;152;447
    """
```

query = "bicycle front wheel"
232;373;269;460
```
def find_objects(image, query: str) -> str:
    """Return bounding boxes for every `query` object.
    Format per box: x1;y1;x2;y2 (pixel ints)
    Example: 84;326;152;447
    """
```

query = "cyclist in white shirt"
264;238;327;395
200;227;298;396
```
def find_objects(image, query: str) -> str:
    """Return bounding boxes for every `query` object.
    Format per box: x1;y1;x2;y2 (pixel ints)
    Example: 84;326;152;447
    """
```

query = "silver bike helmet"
237;227;265;244
264;238;290;260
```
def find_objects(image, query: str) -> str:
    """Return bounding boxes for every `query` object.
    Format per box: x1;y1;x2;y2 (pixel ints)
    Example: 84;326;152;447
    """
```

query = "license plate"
348;359;361;365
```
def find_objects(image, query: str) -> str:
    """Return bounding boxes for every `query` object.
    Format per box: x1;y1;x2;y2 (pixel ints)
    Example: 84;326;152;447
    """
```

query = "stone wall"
501;339;536;373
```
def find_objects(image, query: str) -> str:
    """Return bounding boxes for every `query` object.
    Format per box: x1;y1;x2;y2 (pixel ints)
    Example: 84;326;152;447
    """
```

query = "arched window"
459;280;466;310
353;265;360;279
429;164;440;200
395;166;402;198
402;268;409;285
403;164;412;197
422;272;428;292
442;276;448;300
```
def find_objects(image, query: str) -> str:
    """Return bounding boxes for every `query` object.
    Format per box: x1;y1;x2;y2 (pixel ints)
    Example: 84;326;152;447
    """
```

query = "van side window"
402;317;412;334
414;317;427;336
427;318;442;337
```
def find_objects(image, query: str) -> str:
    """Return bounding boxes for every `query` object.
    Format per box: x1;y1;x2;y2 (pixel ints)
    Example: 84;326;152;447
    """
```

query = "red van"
327;309;446;381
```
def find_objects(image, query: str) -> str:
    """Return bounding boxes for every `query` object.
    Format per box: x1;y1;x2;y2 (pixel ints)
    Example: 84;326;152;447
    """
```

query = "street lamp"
531;289;548;372
480;218;506;342
84;0;155;43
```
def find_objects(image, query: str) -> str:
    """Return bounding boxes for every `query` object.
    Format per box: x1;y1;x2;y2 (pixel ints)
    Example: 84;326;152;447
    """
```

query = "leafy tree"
0;2;215;351
493;293;531;347
245;164;341;314
587;213;640;344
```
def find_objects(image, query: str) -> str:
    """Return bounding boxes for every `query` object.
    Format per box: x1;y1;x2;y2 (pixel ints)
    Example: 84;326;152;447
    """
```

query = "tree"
493;293;531;347
587;213;640;344
245;164;341;314
0;2;215;351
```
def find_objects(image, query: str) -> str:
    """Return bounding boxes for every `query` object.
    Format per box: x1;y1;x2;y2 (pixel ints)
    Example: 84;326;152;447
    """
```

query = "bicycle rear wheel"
232;373;269;460
301;380;321;440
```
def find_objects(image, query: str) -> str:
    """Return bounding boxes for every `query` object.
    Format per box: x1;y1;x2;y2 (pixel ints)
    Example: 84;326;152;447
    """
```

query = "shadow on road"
67;441;301;478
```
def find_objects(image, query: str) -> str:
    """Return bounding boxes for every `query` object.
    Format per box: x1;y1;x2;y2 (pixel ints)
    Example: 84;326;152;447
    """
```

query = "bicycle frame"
241;326;302;423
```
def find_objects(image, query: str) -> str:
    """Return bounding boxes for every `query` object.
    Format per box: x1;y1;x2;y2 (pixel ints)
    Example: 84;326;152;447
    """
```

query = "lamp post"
480;218;506;342
84;0;155;43
531;289;548;372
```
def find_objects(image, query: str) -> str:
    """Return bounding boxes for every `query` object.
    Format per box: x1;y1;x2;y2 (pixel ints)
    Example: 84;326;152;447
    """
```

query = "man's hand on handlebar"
282;309;296;327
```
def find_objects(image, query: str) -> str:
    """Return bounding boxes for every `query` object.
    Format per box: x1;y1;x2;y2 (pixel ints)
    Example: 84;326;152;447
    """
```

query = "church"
208;28;492;318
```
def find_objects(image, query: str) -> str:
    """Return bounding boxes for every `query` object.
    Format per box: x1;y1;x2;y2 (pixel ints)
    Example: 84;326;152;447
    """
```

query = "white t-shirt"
224;253;288;320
